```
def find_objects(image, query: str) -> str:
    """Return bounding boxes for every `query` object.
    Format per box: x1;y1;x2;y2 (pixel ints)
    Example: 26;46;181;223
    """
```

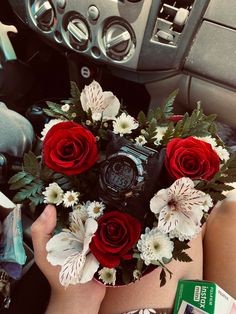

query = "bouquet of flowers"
8;81;236;287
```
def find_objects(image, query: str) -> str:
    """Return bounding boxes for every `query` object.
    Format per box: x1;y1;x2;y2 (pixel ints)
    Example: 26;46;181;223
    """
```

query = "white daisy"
195;136;230;162
194;136;217;148
126;310;156;314
137;227;173;266
72;201;91;221
150;177;212;241
113;112;139;136
87;201;105;219
63;191;80;208
153;126;168;146
214;146;230;162
41;119;64;140
61;103;70;112
133;269;141;280
46;213;99;287
42;182;64;205
80;80;120;121
135;135;147;146
98;267;116;286
71;113;77;118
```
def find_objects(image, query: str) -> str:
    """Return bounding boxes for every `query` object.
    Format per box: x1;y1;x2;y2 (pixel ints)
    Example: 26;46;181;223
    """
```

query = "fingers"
31;205;57;266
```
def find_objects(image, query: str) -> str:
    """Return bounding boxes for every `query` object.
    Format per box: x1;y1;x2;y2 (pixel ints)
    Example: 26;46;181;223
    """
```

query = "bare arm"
31;205;105;314
204;199;236;299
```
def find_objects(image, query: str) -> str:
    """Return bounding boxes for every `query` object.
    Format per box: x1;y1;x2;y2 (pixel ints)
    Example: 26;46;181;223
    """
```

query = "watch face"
103;156;137;193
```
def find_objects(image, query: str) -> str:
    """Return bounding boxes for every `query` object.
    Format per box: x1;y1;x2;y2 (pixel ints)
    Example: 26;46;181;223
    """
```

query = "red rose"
168;115;184;123
43;121;99;175
165;136;220;180
90;211;141;268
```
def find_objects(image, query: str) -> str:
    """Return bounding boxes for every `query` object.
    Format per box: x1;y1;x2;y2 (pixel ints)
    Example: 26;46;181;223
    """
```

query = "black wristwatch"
98;137;165;221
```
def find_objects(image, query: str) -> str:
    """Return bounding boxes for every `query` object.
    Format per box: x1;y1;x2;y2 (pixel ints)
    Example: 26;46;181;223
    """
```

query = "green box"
173;280;236;314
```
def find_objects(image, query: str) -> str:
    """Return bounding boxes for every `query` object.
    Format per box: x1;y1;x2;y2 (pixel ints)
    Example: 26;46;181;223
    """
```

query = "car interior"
0;0;236;313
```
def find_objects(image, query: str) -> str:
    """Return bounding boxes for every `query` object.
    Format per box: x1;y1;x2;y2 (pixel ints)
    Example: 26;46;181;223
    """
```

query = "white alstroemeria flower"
42;182;64;205
150;177;212;241
87;201;105;219
137;227;173;266
98;267;116;286
41;119;64;140
113;112;139;136
135;135;147;146
63;191;80;208
153;126;168;146
46;212;99;287
214;146;230;162
80;80;120;121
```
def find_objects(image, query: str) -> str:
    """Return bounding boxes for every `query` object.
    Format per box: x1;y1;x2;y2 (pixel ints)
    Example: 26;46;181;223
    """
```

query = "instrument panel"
8;0;208;74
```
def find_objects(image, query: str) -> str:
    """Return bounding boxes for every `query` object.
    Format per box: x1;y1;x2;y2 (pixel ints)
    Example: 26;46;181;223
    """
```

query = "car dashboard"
6;0;236;128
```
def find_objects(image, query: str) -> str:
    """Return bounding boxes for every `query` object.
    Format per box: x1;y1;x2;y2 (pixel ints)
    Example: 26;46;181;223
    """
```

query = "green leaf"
9;174;34;190
23;152;40;176
218;176;236;183
40;166;54;181
174;251;192;263
208;192;226;202
122;267;132;285
133;253;141;259
43;108;63;119
146;118;158;141
137;111;147;128
12;181;43;203
8;171;26;184
162;257;172;265
160;268;167;287
162;89;179;118
70;81;81;103
29;194;44;212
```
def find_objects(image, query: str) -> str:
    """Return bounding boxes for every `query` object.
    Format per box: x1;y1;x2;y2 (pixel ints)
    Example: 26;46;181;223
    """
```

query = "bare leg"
204;198;236;299
100;231;204;314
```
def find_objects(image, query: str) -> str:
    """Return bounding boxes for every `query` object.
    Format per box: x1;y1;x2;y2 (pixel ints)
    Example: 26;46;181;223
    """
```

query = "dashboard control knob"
56;0;66;9
173;8;189;30
103;23;135;61
67;17;89;50
87;5;100;21
33;0;55;31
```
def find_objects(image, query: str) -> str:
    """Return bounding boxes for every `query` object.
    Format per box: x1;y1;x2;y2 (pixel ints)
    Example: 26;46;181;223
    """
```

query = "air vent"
152;0;195;46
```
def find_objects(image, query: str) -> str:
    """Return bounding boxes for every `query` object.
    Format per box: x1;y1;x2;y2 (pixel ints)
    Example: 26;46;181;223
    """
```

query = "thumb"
31;205;57;264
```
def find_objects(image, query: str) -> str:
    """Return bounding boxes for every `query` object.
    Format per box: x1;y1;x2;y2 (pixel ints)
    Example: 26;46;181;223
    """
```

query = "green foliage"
160;268;167;287
43;101;69;120
70;81;81;103
162;103;218;145
145;118;158;142
52;173;73;190
159;264;173;287
172;239;192;262
137;111;147;128
23;151;40;176
8;152;51;211
162;89;178;118
196;153;236;201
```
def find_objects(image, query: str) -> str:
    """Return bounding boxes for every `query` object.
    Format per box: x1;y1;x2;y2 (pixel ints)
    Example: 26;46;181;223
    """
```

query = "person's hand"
31;205;106;314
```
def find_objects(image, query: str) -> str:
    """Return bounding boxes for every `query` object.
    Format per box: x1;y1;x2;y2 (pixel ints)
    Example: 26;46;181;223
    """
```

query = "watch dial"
104;156;137;192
